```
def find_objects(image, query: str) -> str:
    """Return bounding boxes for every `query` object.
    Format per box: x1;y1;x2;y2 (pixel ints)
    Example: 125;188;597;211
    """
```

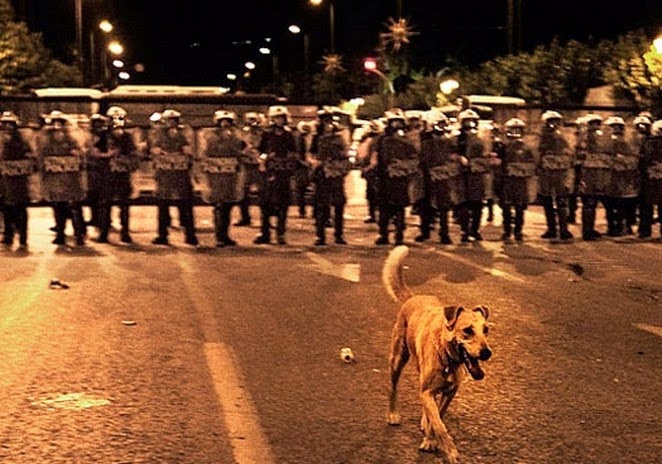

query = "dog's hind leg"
387;328;409;425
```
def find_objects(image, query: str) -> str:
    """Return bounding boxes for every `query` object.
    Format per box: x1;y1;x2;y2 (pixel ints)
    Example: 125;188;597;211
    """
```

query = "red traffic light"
363;57;378;72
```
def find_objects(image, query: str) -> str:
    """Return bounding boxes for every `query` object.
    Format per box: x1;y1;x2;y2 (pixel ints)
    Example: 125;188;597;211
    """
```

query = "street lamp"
309;0;335;53
108;40;124;56
654;35;662;54
288;24;310;76
363;57;395;106
99;20;113;33
92;20;115;85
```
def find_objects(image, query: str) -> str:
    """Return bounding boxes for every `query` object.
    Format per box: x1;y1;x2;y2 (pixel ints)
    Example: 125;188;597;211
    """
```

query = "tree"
0;0;81;94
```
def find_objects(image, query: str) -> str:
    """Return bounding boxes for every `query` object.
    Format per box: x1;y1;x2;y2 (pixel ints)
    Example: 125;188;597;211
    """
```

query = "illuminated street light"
309;0;335;53
259;47;271;55
289;25;301;34
99;20;113;33
439;79;460;95
227;73;237;81
245;61;256;70
117;71;130;80
363;57;394;106
363;57;378;72
112;59;125;69
108;41;124;56
654;35;662;54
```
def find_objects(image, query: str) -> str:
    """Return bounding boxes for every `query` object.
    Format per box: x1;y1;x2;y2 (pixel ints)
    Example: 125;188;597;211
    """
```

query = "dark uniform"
456;110;493;242
38;112;86;246
151;112;198;246
373;111;419;245
85;114;108;228
604;118;638;236
357;125;381;223
293;122;312;218
537;111;574;240
309;126;350;245
0;116;33;247
577;117;612;240
236;116;263;226
95;122;139;243
201;116;246;247
418;125;464;244
254;114;297;245
639;126;662;238
498;119;536;241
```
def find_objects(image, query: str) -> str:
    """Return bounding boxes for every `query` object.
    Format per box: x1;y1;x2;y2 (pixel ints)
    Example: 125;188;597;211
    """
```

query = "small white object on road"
340;347;355;363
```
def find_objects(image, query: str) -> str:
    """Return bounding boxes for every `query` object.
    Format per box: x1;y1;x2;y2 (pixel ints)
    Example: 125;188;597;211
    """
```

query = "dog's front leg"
419;390;459;464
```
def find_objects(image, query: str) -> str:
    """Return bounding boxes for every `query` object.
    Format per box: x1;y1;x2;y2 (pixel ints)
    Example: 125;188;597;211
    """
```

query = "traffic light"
363;57;378;72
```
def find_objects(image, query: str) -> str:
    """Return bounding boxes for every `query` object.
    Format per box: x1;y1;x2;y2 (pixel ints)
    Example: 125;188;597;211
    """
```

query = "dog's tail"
382;245;414;303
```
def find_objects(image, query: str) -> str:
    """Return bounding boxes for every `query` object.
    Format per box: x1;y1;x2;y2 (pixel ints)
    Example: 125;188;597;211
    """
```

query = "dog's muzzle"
460;345;491;381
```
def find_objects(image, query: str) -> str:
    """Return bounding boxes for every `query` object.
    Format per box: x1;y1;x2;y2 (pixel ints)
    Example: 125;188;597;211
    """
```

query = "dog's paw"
442;442;460;464
387;412;401;426
418;437;439;452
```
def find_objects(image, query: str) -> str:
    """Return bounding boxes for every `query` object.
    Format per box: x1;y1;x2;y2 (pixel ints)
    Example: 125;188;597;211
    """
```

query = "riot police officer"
235;112;264;227
253;105;298;245
38;110;86;246
577;114;611;240
94;106;139;243
85;113;108;229
357;119;384;224
294;119;313;218
150;109;198;246
604;116;638;236
417;111;464;244
308;109;351;245
371;108;419;245
0;111;33;249
456;108;493;242
537;110;574;240
498;118;537;242
639;120;662;239
201;110;246;247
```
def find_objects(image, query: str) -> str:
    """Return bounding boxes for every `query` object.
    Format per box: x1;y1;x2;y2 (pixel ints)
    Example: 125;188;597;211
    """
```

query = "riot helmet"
267;105;290;126
605;116;626;137
633;113;652;136
541;110;563;130
458;108;480;131
161;109;182;127
90;113;108;134
505;118;526;139
384;108;406;132
213;110;236;127
651;120;662;137
0;111;20;131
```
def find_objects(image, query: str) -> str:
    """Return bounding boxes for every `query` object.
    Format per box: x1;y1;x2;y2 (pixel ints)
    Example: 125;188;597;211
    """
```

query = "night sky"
10;0;662;86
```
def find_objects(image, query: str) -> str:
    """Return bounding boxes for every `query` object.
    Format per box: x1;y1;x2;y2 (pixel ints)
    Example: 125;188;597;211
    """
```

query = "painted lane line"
305;252;361;283
633;323;662;337
431;248;527;284
204;342;277;464
180;258;276;464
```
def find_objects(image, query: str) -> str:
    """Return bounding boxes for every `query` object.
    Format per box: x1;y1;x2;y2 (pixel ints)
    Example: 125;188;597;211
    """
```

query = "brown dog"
383;245;492;464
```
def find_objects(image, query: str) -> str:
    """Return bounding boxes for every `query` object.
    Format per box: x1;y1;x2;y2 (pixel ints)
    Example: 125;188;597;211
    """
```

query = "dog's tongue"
465;357;485;380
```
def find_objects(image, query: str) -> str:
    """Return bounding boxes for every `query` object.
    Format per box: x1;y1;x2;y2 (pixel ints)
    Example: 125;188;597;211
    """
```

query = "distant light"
654;36;662;54
112;59;125;69
227;73;237;81
363;57;378;72
244;61;256;70
108;41;124;56
439;79;460;95
309;0;323;6
117;71;130;80
289;25;301;34
134;63;145;72
190;42;201;48
243;71;251;78
264;38;272;43
99;20;113;33
259;47;271;55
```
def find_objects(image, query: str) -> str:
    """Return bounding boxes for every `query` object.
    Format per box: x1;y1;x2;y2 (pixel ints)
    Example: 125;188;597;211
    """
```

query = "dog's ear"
474;305;490;320
444;305;465;330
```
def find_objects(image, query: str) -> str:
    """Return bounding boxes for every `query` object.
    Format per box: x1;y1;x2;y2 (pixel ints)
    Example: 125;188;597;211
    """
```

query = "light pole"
288;24;310;76
74;0;84;83
91;20;113;86
364;57;394;107
309;0;335;53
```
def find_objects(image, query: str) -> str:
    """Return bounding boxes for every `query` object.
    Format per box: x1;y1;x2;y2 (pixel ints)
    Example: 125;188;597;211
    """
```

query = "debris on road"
340;347;355;363
121;320;137;326
48;278;70;290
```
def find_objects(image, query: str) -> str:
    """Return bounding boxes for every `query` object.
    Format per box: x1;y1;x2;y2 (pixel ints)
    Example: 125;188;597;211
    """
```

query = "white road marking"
180;258;276;464
305;252;361;283
633;323;662;337
204;342;276;464
431;247;527;284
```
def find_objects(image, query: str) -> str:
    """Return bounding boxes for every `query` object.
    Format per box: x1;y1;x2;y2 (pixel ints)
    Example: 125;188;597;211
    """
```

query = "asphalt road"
0;180;660;464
